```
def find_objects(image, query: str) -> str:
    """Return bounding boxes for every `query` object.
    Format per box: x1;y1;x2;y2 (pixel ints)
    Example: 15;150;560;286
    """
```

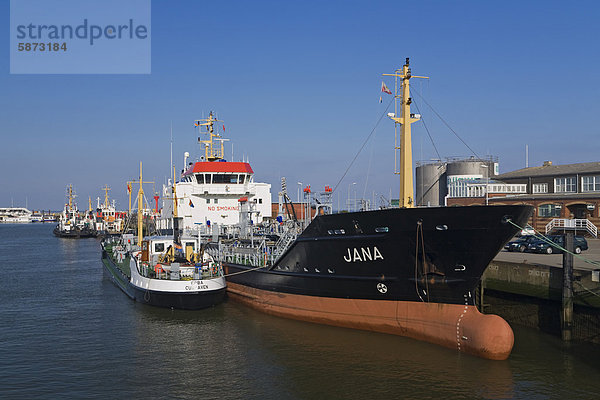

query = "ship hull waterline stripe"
226;282;514;360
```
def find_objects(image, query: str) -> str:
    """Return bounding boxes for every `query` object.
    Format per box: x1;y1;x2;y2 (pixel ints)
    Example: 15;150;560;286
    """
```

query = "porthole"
375;227;389;233
328;268;335;274
436;225;448;231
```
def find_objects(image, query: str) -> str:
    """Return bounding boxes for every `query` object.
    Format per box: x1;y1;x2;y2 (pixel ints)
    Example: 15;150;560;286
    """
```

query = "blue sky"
1;0;599;211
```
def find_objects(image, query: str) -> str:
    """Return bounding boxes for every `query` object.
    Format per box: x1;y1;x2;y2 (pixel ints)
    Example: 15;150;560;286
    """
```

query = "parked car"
527;235;588;254
519;226;536;236
504;235;539;252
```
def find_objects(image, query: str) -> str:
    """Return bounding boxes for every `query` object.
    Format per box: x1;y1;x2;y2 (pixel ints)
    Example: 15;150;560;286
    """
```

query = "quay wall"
481;261;600;344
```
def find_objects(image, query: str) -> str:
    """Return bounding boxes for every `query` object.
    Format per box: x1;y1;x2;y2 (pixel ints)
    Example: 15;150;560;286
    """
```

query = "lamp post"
348;182;356;211
297;182;302;220
481;164;489;205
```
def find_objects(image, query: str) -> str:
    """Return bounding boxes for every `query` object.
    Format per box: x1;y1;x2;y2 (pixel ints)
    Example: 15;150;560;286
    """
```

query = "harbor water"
1;224;599;399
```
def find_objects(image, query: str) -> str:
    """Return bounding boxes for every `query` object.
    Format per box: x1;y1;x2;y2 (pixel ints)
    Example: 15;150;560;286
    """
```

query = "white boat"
0;207;32;223
94;186;127;236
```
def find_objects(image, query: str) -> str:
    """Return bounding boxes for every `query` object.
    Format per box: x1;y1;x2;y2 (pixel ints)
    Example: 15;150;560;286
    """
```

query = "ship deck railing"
137;261;224;281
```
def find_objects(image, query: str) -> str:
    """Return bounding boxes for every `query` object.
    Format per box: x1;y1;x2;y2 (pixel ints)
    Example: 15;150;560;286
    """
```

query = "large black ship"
208;59;533;360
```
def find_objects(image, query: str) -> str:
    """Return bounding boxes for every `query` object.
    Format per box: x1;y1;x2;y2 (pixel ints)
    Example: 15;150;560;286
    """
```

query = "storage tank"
446;159;488;179
416;162;447;207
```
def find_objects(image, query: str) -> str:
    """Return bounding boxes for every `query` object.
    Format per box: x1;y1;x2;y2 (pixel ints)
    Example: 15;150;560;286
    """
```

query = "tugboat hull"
53;226;96;238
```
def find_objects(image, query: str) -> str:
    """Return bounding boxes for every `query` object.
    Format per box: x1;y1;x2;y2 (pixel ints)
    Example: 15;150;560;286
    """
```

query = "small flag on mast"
223;124;226;132
189;200;194;208
381;81;392;95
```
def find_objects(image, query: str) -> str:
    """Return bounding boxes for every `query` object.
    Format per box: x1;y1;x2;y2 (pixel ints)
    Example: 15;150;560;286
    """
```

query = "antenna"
170;121;173;171
526;144;529;168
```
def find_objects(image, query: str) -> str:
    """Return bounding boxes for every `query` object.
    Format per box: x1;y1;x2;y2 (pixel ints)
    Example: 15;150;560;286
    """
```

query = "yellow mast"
137;162;144;247
102;185;111;208
196;111;227;161
68;184;73;210
383;58;428;208
88;196;92;213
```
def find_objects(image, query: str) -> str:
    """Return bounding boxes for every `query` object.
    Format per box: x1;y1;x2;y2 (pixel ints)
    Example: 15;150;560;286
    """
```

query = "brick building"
446;161;600;235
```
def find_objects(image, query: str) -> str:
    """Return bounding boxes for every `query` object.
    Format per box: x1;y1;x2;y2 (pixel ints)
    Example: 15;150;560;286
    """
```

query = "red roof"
183;161;254;175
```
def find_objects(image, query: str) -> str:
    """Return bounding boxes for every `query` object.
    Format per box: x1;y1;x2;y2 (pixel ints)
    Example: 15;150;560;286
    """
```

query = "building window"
533;183;548;193
554;177;576;193
582;176;600;192
538;204;561;217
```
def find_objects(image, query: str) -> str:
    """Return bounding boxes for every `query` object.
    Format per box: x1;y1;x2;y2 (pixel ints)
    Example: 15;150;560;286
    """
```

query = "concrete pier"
483;238;600;344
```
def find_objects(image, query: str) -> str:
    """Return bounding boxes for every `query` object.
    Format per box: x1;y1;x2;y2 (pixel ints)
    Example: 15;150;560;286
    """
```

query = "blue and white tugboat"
101;162;226;309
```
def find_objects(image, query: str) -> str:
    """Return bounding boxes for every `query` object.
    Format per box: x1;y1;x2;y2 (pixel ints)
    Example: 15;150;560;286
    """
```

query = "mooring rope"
222;264;269;278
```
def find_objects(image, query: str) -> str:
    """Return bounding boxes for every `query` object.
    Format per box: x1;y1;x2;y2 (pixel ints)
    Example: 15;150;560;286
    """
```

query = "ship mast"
195;111;229;161
137;162;144;247
102;185;111;208
383;58;428;208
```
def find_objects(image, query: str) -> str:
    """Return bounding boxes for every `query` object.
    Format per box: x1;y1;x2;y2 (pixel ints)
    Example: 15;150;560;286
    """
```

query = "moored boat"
53;185;96;238
207;59;533;360
0;207;33;223
101;162;226;309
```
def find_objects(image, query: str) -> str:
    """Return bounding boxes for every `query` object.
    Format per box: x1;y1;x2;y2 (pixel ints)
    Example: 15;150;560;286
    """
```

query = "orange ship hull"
227;282;514;360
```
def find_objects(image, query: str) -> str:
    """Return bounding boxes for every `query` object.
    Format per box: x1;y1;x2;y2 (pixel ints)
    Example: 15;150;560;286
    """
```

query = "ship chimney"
543;161;553;167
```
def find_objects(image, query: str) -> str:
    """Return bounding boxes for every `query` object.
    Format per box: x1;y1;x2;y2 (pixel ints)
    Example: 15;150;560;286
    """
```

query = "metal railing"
545;218;598;238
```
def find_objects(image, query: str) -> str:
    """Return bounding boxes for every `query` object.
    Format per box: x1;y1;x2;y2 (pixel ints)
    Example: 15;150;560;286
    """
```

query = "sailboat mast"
383;58;428;208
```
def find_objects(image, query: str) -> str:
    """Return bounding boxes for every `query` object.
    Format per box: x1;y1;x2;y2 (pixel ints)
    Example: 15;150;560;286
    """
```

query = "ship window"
315;268;320;273
213;174;238;184
334;229;345;235
196;174;204;184
375;227;389;233
240;175;246;184
327;230;334;235
303;267;309;272
258;199;263;204
206;199;210;204
214;198;218;204
328;268;335;274
154;243;165;252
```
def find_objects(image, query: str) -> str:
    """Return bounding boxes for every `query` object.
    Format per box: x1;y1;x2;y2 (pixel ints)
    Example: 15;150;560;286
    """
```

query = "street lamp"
481;164;489;205
348;182;356;211
297;182;303;221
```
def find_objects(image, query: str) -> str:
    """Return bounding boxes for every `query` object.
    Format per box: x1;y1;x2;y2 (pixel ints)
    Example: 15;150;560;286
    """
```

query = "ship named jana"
205;59;533;360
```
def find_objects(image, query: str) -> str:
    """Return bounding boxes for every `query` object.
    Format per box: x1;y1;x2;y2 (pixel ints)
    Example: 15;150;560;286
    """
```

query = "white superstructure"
157;112;272;233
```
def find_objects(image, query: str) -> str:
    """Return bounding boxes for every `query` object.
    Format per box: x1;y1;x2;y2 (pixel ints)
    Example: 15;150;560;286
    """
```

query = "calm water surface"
1;224;599;399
